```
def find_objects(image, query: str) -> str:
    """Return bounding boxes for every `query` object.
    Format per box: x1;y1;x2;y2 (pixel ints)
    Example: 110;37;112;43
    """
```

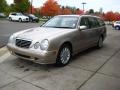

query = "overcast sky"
6;0;120;12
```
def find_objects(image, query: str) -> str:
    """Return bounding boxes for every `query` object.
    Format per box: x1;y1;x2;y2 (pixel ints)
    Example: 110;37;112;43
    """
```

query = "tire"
19;18;22;22
30;19;33;22
55;44;72;67
115;26;120;30
36;20;39;23
97;36;103;48
9;17;12;21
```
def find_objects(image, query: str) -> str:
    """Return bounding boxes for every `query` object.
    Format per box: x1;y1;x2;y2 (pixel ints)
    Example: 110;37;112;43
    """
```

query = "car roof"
10;12;22;14
57;14;101;19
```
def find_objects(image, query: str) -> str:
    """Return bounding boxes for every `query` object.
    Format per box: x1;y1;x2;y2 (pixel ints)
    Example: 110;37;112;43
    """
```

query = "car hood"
16;27;74;41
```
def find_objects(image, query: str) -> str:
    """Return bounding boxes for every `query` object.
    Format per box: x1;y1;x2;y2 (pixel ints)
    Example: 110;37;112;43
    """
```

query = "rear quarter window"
11;13;16;15
97;18;105;26
88;17;100;28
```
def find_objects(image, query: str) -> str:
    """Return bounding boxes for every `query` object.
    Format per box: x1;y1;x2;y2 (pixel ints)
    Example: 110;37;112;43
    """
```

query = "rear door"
11;13;17;20
87;17;100;44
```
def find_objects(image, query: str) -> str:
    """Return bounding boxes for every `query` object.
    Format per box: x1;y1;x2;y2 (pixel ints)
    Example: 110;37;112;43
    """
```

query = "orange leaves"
40;0;85;16
40;0;60;16
104;11;120;21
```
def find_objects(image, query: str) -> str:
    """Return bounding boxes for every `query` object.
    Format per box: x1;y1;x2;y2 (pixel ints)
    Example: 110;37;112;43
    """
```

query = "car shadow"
71;44;107;63
9;44;107;72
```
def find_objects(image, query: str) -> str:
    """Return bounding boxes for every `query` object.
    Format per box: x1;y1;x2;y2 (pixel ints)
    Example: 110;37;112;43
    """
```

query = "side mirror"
78;25;87;30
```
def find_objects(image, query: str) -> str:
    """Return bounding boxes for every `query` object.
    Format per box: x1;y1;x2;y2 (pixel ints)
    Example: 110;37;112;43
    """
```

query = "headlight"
40;39;49;50
8;35;16;43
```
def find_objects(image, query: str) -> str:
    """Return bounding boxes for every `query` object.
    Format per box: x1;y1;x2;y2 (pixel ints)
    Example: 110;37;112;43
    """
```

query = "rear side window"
97;18;105;26
88;17;100;28
80;17;90;29
11;13;16;15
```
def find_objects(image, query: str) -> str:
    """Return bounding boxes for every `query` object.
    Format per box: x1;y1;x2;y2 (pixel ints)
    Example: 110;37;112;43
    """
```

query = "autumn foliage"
61;7;72;15
40;0;60;16
76;9;84;15
36;0;120;21
104;11;120;21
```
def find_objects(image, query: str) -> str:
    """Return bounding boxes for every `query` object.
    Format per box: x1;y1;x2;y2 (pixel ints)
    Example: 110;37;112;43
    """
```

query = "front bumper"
33;19;39;22
7;44;57;64
22;18;29;22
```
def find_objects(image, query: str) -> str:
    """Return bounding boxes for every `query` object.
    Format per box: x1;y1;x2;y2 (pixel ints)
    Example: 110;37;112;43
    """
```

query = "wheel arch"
59;41;73;54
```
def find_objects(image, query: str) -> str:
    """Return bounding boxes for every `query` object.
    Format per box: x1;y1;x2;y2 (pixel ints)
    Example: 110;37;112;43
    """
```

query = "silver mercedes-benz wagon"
7;15;107;66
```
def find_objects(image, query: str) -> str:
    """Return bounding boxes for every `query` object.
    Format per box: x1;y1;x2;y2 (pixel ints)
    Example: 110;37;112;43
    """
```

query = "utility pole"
81;2;86;12
31;0;33;14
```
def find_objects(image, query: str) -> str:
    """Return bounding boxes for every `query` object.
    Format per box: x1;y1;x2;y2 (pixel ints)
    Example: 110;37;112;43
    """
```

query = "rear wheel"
19;18;22;22
97;36;103;48
55;44;72;66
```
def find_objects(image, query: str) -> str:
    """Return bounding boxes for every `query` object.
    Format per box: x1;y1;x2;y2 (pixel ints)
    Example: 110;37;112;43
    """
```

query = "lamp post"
81;2;86;12
31;0;33;14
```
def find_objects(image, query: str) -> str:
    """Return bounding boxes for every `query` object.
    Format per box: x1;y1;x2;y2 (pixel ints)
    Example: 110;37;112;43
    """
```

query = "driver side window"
80;17;90;29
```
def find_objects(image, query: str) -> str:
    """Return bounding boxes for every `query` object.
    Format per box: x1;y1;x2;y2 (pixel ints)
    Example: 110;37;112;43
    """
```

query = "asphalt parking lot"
0;20;120;90
0;20;40;48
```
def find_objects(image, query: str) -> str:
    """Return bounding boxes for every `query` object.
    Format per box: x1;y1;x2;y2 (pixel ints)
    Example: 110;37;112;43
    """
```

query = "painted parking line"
0;52;11;63
0;47;11;63
0;46;7;51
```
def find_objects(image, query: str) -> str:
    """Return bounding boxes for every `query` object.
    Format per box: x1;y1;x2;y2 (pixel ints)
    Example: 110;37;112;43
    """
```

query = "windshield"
42;16;79;29
17;13;23;16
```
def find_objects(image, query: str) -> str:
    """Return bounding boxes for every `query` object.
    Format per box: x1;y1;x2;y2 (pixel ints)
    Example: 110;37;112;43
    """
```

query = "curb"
0;46;11;63
0;46;7;51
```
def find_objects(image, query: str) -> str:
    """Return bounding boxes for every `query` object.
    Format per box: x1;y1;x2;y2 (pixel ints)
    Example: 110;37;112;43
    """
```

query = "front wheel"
115;26;120;30
29;19;33;22
9;17;12;21
55;44;72;66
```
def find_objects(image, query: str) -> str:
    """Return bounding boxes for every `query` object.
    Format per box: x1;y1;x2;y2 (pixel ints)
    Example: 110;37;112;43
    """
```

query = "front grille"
15;39;31;48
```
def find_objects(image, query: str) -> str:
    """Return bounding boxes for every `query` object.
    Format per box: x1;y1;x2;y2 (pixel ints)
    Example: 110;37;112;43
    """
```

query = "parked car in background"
112;21;120;30
7;15;107;66
0;13;6;18
8;12;29;22
26;14;39;23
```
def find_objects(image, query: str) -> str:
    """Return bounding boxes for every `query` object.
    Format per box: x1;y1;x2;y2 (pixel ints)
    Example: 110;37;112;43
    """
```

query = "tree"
40;0;61;16
104;11;116;21
76;8;84;15
0;0;8;12
15;0;30;13
88;9;94;14
114;12;120;21
61;7;72;15
28;6;37;14
64;6;76;14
